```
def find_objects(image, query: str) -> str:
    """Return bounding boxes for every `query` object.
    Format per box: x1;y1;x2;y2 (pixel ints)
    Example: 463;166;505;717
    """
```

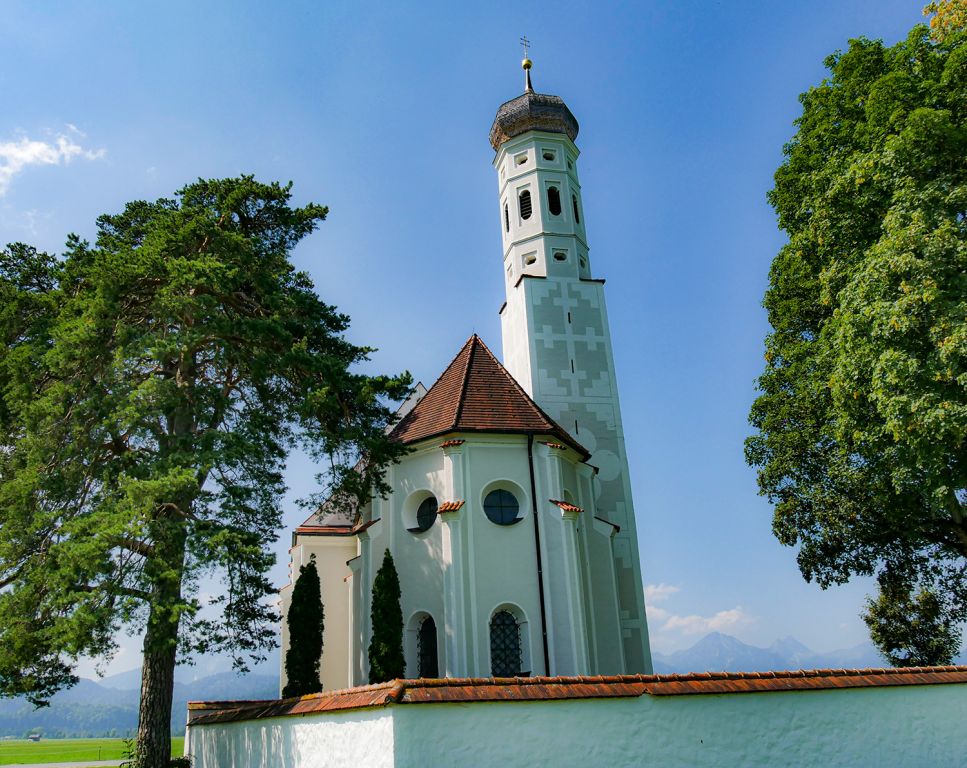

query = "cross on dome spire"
520;35;534;92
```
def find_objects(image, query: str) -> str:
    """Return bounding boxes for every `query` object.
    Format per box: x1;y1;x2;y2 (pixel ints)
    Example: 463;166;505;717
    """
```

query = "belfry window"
490;611;522;677
519;190;532;220
418;616;439;678
547;186;562;216
504;203;510;232
572;194;581;223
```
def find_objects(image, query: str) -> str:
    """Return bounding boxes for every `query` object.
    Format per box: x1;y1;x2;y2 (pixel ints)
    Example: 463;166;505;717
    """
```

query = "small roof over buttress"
389;335;588;459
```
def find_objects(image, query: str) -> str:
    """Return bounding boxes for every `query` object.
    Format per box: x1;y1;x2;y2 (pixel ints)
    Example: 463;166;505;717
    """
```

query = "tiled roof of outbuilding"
188;666;967;725
388;335;588;459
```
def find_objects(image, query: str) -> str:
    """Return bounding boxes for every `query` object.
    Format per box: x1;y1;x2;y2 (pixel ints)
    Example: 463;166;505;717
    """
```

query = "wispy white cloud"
645;582;756;646
0;130;105;196
662;606;754;636
644;583;680;604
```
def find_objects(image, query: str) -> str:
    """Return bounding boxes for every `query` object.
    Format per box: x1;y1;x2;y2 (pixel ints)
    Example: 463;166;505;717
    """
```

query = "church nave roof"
389;334;588;459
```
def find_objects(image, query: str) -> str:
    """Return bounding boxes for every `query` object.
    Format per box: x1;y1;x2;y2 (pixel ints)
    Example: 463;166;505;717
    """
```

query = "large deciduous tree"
282;555;324;698
368;549;404;683
0;177;410;766
746;8;966;665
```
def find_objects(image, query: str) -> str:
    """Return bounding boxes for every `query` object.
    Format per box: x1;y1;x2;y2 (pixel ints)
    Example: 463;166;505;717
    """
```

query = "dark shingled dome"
489;90;579;150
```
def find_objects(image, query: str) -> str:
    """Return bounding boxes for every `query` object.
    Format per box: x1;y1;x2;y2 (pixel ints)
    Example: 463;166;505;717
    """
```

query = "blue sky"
1;0;931;673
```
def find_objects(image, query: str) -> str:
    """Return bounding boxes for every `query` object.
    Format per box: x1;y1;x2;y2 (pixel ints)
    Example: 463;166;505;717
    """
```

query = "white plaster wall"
392;685;967;768
285;538;357;694
190;684;967;768
189;708;394;768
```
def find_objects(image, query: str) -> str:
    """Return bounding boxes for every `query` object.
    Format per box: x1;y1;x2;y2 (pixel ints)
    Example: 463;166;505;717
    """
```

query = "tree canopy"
282;555;324;698
0;177;410;766
746;11;966;665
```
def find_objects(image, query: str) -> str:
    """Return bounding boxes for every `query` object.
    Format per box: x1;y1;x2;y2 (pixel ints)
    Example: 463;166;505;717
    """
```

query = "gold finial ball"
522;58;532;70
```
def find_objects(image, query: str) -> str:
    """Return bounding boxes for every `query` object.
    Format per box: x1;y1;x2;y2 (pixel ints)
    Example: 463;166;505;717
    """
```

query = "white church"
279;56;650;690
186;58;967;768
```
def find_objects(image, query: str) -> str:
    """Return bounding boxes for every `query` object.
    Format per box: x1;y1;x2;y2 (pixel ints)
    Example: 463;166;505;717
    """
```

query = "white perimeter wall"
188;707;394;768
189;683;966;768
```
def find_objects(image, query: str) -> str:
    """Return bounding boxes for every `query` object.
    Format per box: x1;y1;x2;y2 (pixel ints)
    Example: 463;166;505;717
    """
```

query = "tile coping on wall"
187;666;967;726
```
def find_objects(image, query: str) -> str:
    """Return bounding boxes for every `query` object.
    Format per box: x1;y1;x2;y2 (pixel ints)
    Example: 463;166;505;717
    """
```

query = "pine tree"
368;549;404;683
0;177;411;768
282;555;324;697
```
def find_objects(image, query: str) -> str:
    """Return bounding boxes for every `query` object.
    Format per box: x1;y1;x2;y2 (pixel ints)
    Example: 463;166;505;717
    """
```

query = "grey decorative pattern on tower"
492;57;653;674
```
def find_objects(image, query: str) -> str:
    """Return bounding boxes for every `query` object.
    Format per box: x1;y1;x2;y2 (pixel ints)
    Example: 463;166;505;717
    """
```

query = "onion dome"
489;61;579;150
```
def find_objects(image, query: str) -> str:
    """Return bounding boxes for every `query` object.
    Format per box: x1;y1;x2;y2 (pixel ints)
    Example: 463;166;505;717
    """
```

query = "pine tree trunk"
136;625;177;768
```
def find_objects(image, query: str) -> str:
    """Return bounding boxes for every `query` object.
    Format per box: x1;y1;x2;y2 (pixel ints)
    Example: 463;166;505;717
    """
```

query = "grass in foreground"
0;737;184;765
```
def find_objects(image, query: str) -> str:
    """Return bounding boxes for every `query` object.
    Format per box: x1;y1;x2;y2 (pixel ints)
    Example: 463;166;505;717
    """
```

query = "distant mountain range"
651;631;967;674
3;633;963;737
0;670;279;738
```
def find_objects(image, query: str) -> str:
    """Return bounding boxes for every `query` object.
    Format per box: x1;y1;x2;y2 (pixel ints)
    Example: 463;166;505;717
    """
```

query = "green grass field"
0;737;184;765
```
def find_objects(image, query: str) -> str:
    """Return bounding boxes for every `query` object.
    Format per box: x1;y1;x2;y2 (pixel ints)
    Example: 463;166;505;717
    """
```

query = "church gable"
389;334;588;457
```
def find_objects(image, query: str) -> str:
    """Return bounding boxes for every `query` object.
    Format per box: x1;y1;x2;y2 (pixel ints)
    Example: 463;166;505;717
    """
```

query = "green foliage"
368;549;403;683
746;23;967;665
0;176;410;761
282;555;324;697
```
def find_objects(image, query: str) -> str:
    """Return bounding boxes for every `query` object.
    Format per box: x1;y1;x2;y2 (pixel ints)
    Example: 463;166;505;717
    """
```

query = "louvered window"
519;190;532;220
547;186;561;216
418;616;439;678
572;194;581;223
490;611;522;677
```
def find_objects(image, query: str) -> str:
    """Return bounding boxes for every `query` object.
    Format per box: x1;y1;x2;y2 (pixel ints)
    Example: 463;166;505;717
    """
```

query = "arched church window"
504;203;510;232
483;489;520;525
413;497;438;533
490;611;522;677
547;186;562;216
418;616;439;678
572;194;581;224
519;190;532;220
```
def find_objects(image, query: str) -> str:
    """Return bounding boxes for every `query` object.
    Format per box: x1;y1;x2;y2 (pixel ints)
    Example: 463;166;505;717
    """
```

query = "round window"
414;497;438;532
483;489;520;526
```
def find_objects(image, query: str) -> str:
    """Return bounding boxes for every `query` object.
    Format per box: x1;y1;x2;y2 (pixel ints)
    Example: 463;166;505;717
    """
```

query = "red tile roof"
437;500;465;513
389;335;588;458
294;518;380;537
439;439;466;448
550;499;584;514
188;667;967;725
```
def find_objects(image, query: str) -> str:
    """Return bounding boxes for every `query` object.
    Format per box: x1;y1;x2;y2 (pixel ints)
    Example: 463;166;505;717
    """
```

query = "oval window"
413;497;438;532
484;489;520;525
519;190;532;220
547;186;562;216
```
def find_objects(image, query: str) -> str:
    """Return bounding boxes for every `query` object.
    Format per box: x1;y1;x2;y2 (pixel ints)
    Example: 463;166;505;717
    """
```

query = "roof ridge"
470;336;586;454
450;334;477;431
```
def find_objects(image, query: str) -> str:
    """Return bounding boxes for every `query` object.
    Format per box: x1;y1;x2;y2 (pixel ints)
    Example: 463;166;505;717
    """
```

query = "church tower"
491;56;652;672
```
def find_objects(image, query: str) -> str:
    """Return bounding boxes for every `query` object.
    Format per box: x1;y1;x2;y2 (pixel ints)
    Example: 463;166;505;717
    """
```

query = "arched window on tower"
519;190;532;220
418;615;439;678
490;610;522;677
504;203;510;232
572;194;581;224
547;186;561;216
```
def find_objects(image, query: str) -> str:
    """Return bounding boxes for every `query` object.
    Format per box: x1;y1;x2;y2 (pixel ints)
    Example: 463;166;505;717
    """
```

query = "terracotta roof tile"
294;518;380;537
541;441;567;450
389;335;588;458
438;500;465;513
550;499;584;514
439;439;466;448
188;667;967;725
